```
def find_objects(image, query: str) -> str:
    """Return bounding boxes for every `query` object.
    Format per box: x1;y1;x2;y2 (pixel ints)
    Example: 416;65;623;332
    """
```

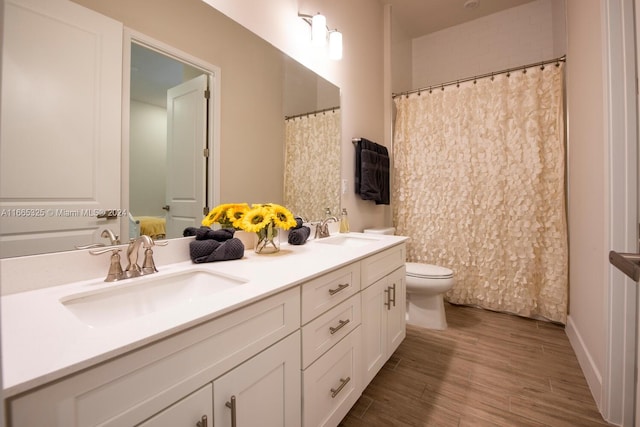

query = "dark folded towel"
189;238;244;263
355;138;390;205
294;217;304;229
183;226;235;241
288;226;310;245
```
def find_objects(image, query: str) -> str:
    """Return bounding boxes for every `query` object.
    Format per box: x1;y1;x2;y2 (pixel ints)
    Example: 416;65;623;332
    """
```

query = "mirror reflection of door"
129;42;209;240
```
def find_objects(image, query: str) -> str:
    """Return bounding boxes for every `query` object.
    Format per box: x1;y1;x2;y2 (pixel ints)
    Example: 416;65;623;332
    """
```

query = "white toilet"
363;227;455;330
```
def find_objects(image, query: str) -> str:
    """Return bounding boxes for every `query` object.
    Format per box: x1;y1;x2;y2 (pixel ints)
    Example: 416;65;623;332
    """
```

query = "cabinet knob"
225;395;237;427
330;376;351;398
196;415;208;427
328;283;349;295
329;318;350;335
389;283;396;307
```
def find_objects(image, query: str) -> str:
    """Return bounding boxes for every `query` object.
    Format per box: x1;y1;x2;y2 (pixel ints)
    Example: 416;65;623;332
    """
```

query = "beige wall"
565;0;608;407
73;0;286;205
411;0;562;89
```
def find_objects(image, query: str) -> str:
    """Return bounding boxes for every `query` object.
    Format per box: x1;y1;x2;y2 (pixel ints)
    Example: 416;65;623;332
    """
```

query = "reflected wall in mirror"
128;41;211;241
0;0;341;257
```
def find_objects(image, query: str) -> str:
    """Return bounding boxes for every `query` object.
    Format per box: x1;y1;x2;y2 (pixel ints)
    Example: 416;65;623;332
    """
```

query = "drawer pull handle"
389;283;396;307
330;376;351;398
329;318;350;334
196;415;208;427
328;283;349;295
225;395;237;427
384;288;390;310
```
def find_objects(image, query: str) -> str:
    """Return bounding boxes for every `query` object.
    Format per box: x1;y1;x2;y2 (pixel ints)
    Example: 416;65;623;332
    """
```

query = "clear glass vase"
254;222;280;254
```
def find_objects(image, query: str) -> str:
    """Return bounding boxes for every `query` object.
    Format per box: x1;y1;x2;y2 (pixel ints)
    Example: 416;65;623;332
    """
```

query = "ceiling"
384;0;537;39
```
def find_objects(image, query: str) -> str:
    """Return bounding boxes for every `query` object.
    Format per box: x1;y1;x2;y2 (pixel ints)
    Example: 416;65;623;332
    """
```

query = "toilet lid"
406;262;454;279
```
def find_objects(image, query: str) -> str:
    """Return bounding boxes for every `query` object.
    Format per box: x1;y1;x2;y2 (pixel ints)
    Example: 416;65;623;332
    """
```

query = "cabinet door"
360;278;387;386
137;384;212;427
361;266;406;387
385;267;406;356
213;332;301;427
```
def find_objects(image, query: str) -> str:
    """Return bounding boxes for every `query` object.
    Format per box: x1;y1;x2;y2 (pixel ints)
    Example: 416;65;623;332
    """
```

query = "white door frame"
603;0;638;425
121;29;221;241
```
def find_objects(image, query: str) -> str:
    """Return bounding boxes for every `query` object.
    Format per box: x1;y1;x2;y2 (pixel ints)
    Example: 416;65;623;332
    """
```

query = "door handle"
609;251;640;282
161;205;170;211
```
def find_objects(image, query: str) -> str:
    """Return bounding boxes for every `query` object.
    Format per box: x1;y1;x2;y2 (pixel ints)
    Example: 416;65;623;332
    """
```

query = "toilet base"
406;293;448;330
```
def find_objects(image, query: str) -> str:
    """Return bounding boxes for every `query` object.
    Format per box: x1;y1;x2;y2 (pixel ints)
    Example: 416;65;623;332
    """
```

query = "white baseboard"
565;314;603;411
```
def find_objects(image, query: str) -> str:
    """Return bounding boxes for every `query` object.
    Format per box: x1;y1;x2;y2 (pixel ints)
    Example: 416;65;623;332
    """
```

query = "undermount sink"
314;233;382;248
60;269;247;328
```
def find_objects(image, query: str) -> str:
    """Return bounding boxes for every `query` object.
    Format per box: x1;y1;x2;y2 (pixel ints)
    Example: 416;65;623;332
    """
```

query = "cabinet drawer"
360;244;405;289
301;294;361;369
301;262;360;324
302;326;362;427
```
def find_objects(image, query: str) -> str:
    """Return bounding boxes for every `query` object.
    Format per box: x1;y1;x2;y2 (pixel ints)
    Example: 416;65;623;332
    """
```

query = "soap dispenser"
339;208;350;233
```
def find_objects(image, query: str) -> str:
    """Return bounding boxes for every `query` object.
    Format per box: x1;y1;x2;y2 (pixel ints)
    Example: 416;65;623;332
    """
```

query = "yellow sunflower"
270;203;297;230
238;203;297;233
241;205;273;233
202;203;249;228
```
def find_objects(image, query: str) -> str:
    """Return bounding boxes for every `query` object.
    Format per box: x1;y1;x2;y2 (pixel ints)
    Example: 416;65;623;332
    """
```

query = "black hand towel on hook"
355;138;390;205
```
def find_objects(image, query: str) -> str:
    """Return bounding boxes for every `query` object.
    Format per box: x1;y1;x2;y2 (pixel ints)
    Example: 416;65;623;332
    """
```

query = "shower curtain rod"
392;55;566;99
285;105;340;121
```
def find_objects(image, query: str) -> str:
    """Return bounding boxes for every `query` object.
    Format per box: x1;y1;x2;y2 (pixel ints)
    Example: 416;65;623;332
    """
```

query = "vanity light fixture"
311;13;327;46
328;30;343;60
299;12;342;60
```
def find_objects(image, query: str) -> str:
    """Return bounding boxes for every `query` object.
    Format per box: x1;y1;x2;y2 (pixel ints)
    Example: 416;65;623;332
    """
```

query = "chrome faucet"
315;216;338;239
89;236;167;282
101;228;120;245
125;235;168;278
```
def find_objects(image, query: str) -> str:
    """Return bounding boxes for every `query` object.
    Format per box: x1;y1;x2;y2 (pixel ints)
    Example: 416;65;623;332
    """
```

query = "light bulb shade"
329;31;343;60
311;14;327;47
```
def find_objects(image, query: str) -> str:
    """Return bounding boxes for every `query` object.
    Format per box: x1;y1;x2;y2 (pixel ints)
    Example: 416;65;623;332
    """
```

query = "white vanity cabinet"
7;287;300;427
300;263;363;427
360;246;407;386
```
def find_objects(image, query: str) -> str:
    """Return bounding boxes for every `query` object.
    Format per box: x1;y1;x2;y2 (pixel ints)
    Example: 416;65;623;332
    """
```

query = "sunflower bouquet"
202;202;297;253
202;203;250;229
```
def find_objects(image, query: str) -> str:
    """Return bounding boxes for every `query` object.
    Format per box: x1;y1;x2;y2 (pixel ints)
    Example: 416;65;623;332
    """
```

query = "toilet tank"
363;227;395;235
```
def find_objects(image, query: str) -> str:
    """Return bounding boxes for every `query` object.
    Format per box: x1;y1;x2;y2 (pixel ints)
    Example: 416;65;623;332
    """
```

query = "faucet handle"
89;247;124;282
141;248;158;275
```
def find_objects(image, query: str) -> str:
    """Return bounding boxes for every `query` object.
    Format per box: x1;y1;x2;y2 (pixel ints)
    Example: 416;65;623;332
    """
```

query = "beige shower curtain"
283;110;341;221
393;63;567;323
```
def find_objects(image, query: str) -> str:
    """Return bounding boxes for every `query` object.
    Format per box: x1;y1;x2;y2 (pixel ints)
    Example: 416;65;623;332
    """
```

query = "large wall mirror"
0;0;341;256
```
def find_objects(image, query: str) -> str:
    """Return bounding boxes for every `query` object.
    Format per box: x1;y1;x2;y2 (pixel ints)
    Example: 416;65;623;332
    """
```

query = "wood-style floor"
340;303;614;427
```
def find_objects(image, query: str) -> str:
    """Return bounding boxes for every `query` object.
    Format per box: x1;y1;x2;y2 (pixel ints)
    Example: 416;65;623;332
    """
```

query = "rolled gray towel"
288;226;310;245
183;226;235;241
191;238;245;263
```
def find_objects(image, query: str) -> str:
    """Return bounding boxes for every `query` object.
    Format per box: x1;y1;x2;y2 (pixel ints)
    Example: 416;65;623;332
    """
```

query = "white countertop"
1;233;407;397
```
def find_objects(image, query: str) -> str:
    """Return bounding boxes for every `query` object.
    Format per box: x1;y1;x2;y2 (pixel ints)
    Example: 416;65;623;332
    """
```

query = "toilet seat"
406;262;453;279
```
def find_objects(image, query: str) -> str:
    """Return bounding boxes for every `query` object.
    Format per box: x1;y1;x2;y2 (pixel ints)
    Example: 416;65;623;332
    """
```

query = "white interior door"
165;74;208;237
0;0;123;257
